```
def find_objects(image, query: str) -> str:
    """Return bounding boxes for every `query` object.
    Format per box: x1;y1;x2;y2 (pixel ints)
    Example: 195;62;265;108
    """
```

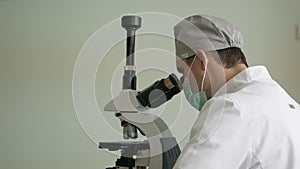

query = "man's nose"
180;76;185;85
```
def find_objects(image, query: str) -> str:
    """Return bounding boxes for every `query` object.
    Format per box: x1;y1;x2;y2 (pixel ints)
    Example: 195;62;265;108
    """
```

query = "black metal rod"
126;30;136;66
122;29;137;90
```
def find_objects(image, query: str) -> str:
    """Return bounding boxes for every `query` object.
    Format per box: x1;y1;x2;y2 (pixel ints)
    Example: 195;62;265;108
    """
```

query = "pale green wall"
1;0;300;169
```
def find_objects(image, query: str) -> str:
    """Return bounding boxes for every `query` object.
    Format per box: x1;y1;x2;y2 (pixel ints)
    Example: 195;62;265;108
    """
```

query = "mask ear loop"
200;59;208;92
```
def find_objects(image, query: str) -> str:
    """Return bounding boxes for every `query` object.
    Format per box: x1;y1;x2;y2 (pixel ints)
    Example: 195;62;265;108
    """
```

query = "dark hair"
185;47;248;68
215;47;248;68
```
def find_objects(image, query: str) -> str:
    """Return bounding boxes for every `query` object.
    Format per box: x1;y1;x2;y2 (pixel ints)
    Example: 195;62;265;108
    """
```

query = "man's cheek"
188;77;199;94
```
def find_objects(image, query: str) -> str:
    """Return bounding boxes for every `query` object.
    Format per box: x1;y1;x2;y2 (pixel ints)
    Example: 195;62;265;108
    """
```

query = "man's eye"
177;67;184;74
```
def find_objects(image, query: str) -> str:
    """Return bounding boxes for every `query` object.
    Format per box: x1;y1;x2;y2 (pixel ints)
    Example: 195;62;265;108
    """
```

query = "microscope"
99;15;182;169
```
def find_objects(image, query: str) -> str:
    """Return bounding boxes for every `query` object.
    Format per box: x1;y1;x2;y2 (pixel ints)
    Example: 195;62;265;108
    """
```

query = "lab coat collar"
213;66;272;97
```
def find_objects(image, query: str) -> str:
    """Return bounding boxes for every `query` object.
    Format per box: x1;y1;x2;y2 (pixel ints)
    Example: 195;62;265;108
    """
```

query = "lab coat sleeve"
173;97;254;169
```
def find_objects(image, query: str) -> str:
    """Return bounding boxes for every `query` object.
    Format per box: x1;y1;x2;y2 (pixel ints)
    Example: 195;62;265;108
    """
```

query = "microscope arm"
117;112;180;169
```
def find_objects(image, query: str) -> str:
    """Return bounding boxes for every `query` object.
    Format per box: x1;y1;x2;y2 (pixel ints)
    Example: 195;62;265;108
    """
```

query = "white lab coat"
173;66;300;169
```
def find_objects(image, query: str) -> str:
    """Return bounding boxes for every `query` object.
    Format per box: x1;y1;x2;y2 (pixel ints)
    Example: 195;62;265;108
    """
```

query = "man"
173;15;300;169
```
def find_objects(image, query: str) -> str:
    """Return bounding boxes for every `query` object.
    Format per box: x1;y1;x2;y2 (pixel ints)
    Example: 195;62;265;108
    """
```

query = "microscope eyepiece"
136;74;182;108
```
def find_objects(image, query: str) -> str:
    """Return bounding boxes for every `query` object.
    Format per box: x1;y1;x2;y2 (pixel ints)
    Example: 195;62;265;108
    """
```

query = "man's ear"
196;50;208;71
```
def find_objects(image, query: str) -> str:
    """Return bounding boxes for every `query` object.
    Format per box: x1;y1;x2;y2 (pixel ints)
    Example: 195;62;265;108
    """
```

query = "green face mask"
183;56;208;111
183;81;207;111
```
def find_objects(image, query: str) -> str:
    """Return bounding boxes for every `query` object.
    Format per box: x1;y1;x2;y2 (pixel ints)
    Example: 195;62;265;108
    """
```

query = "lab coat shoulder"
174;95;255;169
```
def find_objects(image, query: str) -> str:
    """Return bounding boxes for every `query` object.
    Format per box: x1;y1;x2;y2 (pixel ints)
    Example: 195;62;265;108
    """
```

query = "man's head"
174;15;248;98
